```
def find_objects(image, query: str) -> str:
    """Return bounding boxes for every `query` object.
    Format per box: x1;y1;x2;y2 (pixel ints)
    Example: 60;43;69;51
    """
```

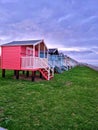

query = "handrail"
21;56;54;80
48;62;54;77
37;58;50;80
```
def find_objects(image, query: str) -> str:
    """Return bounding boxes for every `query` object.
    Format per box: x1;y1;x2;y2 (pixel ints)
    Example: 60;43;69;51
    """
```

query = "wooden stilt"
2;69;5;78
26;71;29;77
32;71;35;81
16;70;19;80
34;71;36;76
40;72;42;78
22;71;25;75
14;70;16;76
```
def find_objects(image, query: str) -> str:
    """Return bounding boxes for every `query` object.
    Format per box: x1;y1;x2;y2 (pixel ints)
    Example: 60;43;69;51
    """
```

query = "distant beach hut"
48;48;59;67
65;56;78;69
48;49;69;73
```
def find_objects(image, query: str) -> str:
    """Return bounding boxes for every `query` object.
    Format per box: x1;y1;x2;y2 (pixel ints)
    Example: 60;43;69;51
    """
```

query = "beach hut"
48;49;67;67
65;56;78;68
1;40;54;81
58;53;67;67
48;48;59;67
48;49;68;73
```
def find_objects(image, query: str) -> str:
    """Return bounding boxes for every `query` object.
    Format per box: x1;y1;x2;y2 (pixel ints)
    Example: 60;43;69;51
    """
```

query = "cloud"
0;10;11;24
59;47;94;52
0;0;19;3
0;0;98;65
92;47;98;54
67;50;93;55
0;0;98;48
0;19;47;43
58;14;73;23
40;7;53;19
59;48;94;55
59;48;98;65
80;15;98;25
68;37;98;42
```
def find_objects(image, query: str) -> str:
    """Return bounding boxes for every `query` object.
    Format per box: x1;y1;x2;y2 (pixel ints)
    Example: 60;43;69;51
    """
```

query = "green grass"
0;66;98;130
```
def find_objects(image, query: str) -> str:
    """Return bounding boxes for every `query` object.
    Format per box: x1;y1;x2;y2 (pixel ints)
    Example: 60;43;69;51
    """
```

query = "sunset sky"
0;0;98;65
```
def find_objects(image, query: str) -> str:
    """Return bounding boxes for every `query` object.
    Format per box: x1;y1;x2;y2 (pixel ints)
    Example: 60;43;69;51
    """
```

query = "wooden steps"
39;68;53;80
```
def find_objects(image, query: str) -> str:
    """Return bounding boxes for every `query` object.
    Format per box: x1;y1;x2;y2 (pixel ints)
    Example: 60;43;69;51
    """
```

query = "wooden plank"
2;46;21;70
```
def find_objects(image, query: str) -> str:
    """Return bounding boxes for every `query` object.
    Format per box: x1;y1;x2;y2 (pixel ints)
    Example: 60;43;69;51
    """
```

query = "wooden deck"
21;57;48;69
21;56;54;80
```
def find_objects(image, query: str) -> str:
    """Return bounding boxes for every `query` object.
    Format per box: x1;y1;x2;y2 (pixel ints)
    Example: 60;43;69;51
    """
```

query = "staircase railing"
34;57;54;80
21;56;34;68
38;58;51;80
21;56;54;80
21;57;48;69
48;62;54;77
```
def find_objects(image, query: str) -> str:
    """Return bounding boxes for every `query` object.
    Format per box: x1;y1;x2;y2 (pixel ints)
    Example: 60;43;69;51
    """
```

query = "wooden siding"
1;46;21;70
1;41;48;70
21;46;27;56
21;46;38;57
48;55;66;67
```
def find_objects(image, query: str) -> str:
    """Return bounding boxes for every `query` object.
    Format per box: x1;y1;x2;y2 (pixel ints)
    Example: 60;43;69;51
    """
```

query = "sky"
0;0;98;65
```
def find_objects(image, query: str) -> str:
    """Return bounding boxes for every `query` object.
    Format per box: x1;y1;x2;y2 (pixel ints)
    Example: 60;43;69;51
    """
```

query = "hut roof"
48;48;59;55
1;40;43;46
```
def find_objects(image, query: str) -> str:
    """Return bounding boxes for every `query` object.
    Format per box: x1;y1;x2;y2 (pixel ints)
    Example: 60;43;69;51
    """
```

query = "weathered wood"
26;71;29;77
31;71;36;81
14;70;16;76
16;70;19;79
40;72;42;78
2;69;5;78
22;71;25;75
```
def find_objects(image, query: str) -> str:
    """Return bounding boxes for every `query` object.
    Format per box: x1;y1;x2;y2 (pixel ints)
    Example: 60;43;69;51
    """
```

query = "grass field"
0;66;98;130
